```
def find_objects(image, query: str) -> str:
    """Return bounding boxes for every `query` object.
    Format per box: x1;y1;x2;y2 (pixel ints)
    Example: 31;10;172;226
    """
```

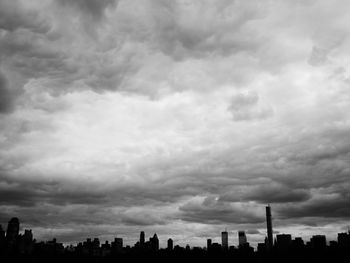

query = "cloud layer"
1;0;350;247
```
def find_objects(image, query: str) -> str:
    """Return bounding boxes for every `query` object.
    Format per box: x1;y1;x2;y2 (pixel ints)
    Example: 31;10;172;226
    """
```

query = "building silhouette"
167;238;173;250
266;205;273;250
276;234;292;250
1;208;350;262
6;217;20;246
111;237;123;252
140;231;145;246
257;242;267;253
149;233;159;251
337;231;350;248
206;239;212;250
221;231;228;249
238;231;247;247
310;235;326;249
18;229;33;254
292;237;304;250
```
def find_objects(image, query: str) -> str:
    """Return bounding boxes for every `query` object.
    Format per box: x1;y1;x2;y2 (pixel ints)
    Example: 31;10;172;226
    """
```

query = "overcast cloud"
1;0;350;247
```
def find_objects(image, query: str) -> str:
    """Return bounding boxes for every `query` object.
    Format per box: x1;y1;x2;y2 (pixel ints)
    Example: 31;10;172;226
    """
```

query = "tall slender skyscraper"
221;231;228;249
266;205;273;250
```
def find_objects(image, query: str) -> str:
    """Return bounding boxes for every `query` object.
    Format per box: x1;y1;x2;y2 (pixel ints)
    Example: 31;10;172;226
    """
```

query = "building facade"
221;231;228;249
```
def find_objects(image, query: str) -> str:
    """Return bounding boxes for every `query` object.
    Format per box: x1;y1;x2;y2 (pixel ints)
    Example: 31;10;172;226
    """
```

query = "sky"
0;0;350;248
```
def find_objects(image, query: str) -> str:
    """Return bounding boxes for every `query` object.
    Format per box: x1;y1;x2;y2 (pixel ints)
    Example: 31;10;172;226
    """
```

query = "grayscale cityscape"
1;205;350;262
1;0;350;262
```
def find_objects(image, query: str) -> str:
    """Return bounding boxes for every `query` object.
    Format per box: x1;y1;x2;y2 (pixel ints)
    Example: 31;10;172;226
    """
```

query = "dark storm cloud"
179;196;264;225
268;173;350;221
0;0;284;105
0;179;108;207
0;1;55;78
121;212;167;226
0;171;211;209
219;182;311;204
2;116;347;226
246;188;311;204
119;0;267;61
0;204;114;228
286;130;350;167
278;196;350;219
0;9;76;82
0;188;172;231
0;169;200;208
57;0;118;22
246;229;261;235
0;0;49;32
0;1;68;113
0;0;129;109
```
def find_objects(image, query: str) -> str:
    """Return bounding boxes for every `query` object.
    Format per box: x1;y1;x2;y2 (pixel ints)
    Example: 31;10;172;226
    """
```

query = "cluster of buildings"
0;218;34;254
1;205;350;257
71;232;160;257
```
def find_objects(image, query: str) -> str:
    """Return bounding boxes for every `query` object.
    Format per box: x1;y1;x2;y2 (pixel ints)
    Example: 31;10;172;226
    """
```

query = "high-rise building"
238;231;247;247
291;237;304;250
167;238;173;250
276;234;292;250
140;231;145;246
257;243;267;253
310;235;326;249
221;231;228;249
150;233;159;250
266;205;273;249
207;239;212;250
113;237;123;251
18;229;34;254
93;238;100;247
338;232;350;248
6;217;20;246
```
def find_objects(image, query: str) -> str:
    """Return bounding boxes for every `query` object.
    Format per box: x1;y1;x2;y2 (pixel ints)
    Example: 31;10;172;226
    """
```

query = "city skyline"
1;0;350;248
1;205;348;248
2;213;350;263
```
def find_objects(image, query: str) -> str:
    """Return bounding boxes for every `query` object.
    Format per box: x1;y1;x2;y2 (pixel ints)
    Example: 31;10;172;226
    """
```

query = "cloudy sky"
1;0;350;247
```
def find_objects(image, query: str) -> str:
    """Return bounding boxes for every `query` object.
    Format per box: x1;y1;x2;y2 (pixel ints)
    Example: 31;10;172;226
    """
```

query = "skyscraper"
167;238;173;250
150;233;159;250
266;205;273;250
140;231;145;246
310;235;326;249
6;217;19;246
18;229;34;254
276;234;292;250
238;231;247;247
114;237;123;250
221;231;228;249
338;232;350;248
207;239;212;250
